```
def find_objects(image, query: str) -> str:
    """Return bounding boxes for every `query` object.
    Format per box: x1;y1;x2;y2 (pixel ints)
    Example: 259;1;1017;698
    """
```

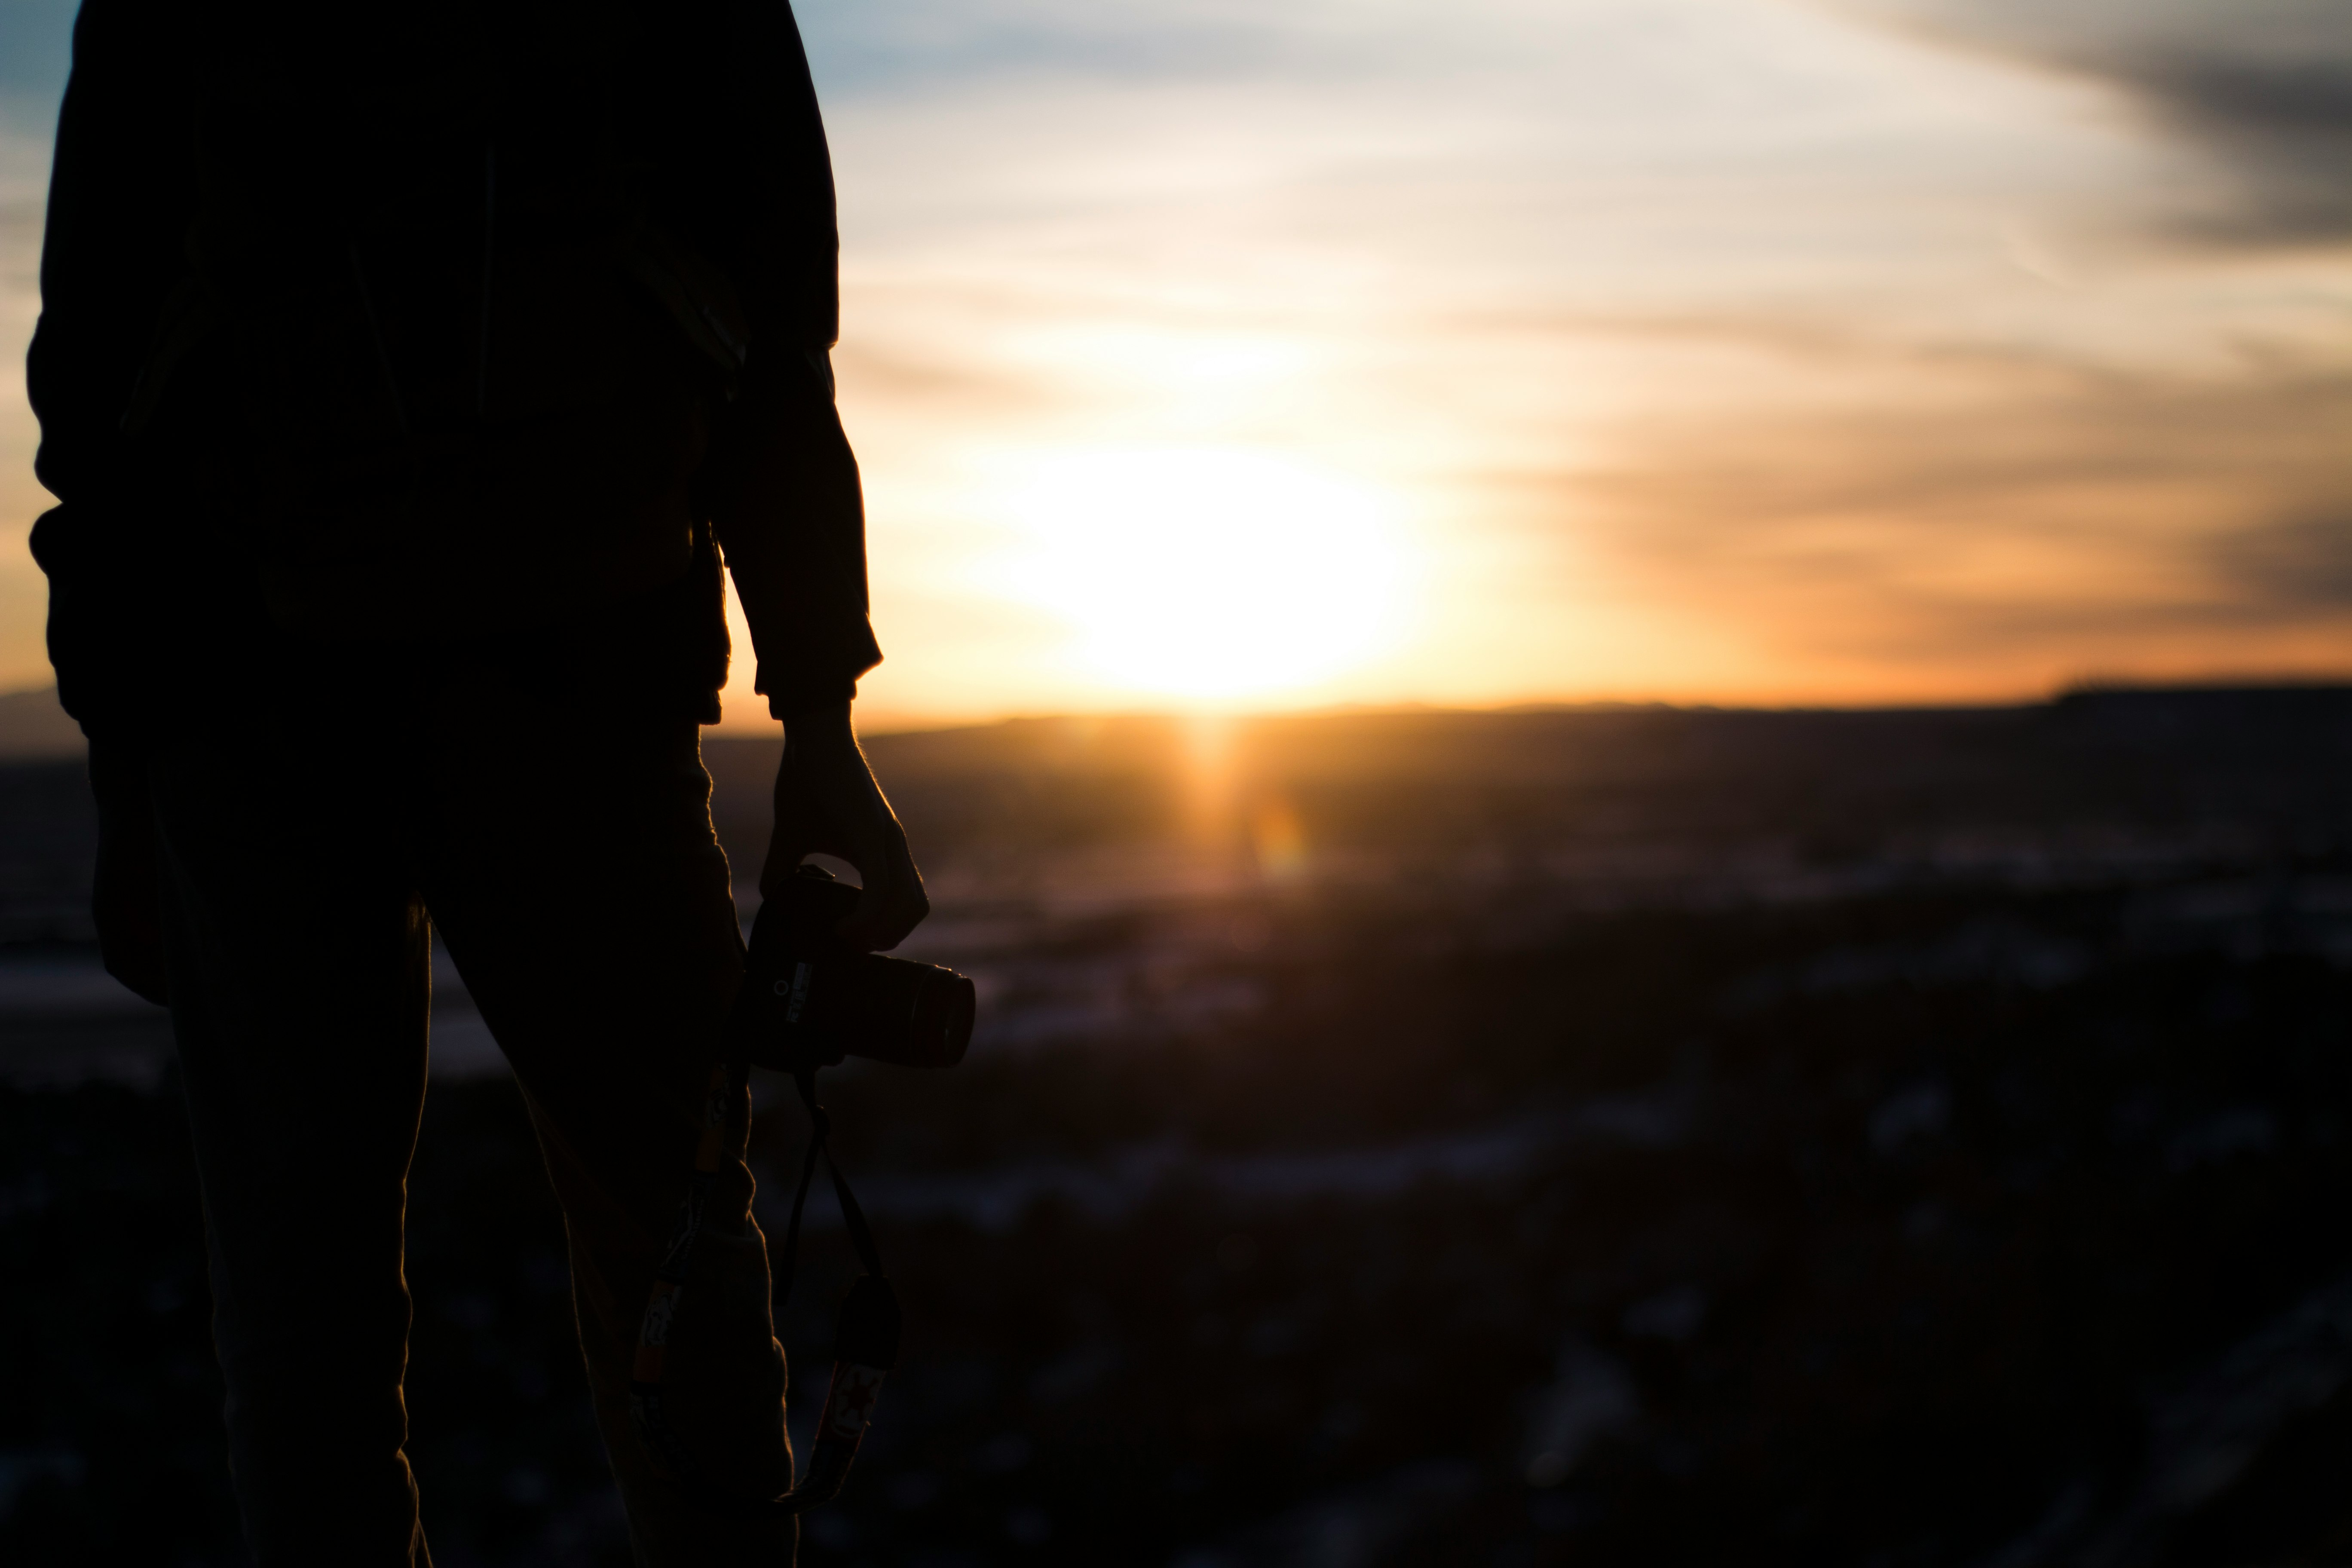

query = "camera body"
728;864;975;1072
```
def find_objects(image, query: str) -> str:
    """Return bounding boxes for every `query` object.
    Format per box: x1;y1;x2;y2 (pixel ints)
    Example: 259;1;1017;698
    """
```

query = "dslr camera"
728;863;976;1071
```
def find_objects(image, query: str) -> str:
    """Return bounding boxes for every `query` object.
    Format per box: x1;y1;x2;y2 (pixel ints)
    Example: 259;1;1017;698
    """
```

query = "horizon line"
4;675;2350;755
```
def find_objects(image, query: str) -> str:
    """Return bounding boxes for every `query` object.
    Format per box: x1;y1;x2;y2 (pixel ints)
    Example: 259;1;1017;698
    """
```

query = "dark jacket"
28;0;883;738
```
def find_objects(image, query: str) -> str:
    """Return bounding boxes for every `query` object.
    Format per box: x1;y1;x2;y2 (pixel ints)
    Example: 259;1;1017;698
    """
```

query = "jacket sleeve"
704;346;885;717
27;0;197;742
651;0;882;715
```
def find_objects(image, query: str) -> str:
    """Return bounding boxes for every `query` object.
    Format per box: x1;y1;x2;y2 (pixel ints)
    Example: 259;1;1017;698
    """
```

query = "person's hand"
761;702;929;951
89;738;170;1006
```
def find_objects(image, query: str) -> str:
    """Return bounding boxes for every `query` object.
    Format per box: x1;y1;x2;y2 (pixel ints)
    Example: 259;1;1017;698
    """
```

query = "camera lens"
909;971;977;1067
843;956;973;1069
732;868;978;1071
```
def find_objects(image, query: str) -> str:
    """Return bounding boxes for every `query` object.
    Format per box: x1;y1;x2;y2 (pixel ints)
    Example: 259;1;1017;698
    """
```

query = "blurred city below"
5;683;2347;1085
7;684;2352;1565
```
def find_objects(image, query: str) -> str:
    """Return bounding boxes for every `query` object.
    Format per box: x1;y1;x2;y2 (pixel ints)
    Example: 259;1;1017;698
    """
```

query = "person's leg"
150;711;435;1567
416;689;796;1566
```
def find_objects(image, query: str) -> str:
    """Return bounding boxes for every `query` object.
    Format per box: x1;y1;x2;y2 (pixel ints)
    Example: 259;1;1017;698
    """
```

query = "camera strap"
629;1061;903;1520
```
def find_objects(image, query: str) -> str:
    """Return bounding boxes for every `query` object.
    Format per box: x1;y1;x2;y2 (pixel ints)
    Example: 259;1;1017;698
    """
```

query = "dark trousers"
148;655;796;1565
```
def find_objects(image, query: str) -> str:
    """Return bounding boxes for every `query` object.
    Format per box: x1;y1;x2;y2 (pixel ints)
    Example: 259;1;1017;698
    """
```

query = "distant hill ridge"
693;683;2352;876
6;683;2349;938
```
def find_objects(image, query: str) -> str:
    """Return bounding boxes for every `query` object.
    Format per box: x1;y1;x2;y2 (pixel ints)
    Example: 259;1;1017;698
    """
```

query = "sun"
1004;447;1408;700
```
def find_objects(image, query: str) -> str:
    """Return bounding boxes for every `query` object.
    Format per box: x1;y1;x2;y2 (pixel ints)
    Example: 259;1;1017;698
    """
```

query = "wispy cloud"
1571;348;2352;685
1834;0;2352;243
778;0;2349;715
0;0;2344;711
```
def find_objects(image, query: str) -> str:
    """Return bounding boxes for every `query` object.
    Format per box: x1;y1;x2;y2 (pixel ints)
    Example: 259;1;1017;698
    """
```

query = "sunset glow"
999;449;1407;701
2;0;2346;726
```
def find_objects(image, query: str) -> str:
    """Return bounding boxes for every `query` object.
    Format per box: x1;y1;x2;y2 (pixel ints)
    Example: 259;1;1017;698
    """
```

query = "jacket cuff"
755;616;883;719
766;681;860;722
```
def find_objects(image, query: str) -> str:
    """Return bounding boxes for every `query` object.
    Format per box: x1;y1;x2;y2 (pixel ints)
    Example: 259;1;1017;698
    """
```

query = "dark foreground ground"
4;688;2352;1565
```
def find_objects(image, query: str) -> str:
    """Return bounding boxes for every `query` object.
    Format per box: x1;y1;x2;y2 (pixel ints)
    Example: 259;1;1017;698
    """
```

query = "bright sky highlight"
1;0;2345;729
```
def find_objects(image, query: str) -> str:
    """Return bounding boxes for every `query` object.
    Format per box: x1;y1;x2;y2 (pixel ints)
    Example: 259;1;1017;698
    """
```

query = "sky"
0;0;2345;729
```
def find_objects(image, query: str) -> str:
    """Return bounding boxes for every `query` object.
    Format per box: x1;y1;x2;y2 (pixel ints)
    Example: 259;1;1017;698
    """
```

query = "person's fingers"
762;809;879;902
761;765;848;895
766;740;928;946
840;884;925;951
837;828;928;951
758;807;817;896
756;844;798;900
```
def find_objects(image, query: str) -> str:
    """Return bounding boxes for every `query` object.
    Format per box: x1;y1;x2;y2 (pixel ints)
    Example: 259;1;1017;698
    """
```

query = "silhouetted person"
28;3;928;1562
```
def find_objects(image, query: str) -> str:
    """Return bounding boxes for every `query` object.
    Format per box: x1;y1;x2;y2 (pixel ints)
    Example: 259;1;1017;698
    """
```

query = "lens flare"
1250;795;1310;885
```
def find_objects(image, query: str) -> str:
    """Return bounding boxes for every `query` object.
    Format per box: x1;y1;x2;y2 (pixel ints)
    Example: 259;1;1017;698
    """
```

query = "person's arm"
707;351;922;949
652;0;882;716
700;344;884;718
659;0;922;947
